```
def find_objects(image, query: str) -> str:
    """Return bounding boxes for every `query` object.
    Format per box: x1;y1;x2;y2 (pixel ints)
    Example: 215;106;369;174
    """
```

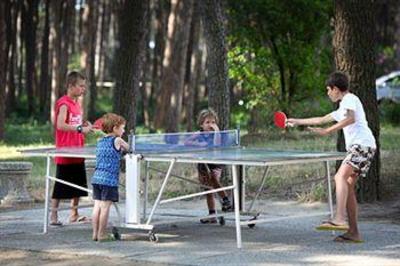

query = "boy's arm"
287;114;334;126
115;137;130;151
308;109;355;136
56;105;92;134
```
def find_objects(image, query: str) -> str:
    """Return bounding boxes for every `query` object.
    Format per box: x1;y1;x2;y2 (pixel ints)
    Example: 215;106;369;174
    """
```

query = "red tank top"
54;95;85;164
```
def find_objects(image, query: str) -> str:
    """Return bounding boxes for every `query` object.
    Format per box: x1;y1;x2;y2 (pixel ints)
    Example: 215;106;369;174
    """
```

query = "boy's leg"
69;197;80;222
98;200;112;239
206;194;216;211
345;174;361;240
209;170;232;211
92;200;101;241
51;198;60;223
333;164;355;224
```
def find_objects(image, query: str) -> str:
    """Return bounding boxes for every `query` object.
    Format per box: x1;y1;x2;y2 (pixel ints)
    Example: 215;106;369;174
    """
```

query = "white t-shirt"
330;93;376;150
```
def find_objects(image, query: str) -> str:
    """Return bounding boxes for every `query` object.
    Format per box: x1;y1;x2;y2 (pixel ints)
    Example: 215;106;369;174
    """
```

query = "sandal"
334;234;364;244
98;234;117;242
315;221;349;231
69;216;91;224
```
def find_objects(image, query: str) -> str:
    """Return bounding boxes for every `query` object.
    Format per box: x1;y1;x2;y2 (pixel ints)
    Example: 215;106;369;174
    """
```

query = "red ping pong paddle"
92;118;104;130
274;111;287;129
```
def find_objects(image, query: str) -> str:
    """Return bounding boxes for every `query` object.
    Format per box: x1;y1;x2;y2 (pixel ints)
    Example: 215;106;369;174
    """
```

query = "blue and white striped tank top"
91;136;121;187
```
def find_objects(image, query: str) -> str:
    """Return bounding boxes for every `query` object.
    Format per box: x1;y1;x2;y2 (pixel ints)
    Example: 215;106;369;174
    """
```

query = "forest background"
1;0;400;203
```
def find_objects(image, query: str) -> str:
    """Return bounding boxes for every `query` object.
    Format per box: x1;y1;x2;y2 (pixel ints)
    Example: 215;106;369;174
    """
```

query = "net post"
128;130;135;153
236;124;240;146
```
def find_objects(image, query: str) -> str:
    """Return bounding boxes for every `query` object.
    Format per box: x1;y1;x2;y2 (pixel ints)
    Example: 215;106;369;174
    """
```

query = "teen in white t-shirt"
287;72;376;243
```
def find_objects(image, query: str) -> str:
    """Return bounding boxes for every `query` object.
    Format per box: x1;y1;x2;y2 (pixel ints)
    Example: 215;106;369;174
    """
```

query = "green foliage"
68;53;82;72
379;101;400;125
227;0;333;129
5;119;53;146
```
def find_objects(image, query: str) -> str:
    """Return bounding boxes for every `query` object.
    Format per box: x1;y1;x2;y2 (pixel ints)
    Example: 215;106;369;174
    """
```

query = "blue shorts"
92;184;119;202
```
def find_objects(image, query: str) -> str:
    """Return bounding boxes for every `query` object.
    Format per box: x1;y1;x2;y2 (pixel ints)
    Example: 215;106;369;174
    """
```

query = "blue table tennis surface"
21;145;345;166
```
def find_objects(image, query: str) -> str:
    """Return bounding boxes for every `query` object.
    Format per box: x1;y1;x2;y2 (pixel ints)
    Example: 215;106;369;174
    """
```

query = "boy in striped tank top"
91;113;129;242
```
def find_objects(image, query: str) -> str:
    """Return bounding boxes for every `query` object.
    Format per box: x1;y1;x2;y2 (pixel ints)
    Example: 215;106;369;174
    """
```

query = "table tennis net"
130;130;239;153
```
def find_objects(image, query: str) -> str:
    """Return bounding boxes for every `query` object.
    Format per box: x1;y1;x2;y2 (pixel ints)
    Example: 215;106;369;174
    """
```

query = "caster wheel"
112;227;121;240
219;216;225;226
149;232;159;242
248;216;257;228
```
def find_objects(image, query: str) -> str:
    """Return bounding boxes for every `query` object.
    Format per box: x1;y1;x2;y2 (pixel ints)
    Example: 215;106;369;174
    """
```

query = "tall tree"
113;0;149;133
184;0;201;131
80;0;99;121
50;0;74;123
39;0;51;120
0;1;7;140
23;0;40;114
150;0;170;128
154;0;194;131
200;0;230;129
5;0;19;115
97;0;111;86
333;0;380;201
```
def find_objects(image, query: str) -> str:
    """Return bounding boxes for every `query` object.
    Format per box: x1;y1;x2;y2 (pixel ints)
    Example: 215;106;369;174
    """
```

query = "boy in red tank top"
51;71;93;226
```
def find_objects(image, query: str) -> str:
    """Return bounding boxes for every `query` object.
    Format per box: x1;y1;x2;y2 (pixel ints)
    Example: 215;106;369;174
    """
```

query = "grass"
1;122;399;203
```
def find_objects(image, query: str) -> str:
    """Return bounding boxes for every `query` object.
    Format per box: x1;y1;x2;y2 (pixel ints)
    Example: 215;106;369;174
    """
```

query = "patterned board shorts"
199;168;222;188
343;144;376;177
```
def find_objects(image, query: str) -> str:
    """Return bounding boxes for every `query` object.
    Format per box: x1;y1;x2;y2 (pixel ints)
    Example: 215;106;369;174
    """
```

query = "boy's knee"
346;174;358;186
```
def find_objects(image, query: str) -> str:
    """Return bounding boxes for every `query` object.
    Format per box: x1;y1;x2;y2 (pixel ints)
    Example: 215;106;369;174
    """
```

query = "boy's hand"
286;118;298;127
307;127;328;136
210;124;220;132
82;124;93;134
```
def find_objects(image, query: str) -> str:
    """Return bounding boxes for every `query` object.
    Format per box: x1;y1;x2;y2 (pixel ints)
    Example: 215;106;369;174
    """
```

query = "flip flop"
334;234;364;244
50;221;63;226
98;234;117;242
315;221;349;231
69;216;91;224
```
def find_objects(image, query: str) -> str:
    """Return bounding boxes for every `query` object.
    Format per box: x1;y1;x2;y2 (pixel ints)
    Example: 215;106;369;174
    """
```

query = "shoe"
221;199;233;212
50;221;63;226
315;221;349;231
200;217;217;224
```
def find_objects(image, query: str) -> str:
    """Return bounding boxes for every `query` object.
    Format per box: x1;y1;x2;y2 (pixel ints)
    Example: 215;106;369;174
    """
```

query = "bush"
379;100;400;124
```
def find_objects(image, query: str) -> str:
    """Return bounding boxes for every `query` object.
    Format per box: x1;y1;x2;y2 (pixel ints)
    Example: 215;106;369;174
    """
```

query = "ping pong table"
21;129;345;248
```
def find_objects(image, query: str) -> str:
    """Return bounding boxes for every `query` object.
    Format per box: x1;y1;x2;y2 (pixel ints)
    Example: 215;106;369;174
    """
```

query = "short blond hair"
197;108;219;127
101;113;126;133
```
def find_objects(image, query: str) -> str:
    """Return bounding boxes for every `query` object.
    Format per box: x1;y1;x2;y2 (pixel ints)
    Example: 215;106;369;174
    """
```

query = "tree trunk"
39;0;51;121
5;0;19;115
150;0;170;129
97;0;111;86
394;2;400;69
80;0;99;121
184;0;201;131
23;0;39;114
113;0;149;133
333;0;380;202
0;1;7;140
50;0;72;124
154;0;194;132
200;0;230;130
